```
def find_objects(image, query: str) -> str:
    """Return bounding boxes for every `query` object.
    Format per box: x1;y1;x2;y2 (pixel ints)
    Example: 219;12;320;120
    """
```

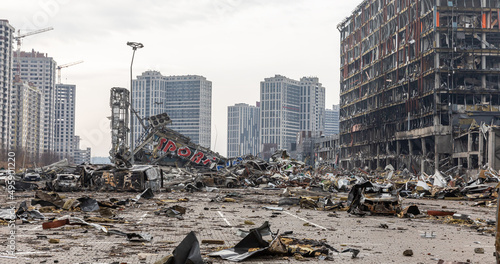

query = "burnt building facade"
338;0;500;174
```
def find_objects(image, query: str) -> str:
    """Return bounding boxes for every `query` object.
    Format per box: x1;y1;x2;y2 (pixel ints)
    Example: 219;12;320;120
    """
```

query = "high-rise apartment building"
73;135;91;164
260;75;301;158
227;103;260;157
260;75;325;159
300;77;325;134
132;71;212;148
14;50;57;154
9;81;42;159
54;84;75;161
325;104;340;135
338;0;500;173
0;20;14;150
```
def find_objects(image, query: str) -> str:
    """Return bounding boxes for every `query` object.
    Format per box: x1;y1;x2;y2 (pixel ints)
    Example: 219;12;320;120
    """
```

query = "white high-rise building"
9;81;42;159
54;84;75;161
325;104;340;135
0;20;14;150
260;75;326;159
132;71;212;148
131;70;166;147
14;50;57;154
227;103;260;158
300;77;325;134
260;75;301;158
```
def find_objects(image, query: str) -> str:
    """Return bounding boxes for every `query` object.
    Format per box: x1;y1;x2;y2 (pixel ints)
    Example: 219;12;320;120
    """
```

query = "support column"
396;140;401;169
488;128;496;169
376;144;380;169
468;132;473;169
435;17;441;89
482;32;487;89
434;116;440;172
421;138;427;173
408;139;413;170
479;130;484;168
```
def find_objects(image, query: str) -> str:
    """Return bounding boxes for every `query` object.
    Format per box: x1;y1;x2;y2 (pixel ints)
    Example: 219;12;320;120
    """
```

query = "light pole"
127;41;143;165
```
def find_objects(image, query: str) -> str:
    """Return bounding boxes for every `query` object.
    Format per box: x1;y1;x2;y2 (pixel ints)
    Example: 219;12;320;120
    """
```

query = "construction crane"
14;27;54;79
57;60;83;84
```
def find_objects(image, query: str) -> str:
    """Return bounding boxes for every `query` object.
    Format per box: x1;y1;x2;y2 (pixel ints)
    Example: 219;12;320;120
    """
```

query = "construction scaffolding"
338;0;500;174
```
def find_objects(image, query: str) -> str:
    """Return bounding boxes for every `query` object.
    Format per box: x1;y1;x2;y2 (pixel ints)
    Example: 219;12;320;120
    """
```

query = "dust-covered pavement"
0;188;496;264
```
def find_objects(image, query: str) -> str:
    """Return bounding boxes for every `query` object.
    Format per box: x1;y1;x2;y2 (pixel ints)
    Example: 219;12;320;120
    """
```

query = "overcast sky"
5;0;360;157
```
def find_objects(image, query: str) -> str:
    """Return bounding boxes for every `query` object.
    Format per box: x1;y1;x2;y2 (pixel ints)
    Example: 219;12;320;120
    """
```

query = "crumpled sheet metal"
77;197;100;212
155;205;187;220
17;201;45;220
135;187;155;200
210;221;345;262
281;237;337;257
299;196;343;211
165;231;204;264
32;191;65;208
237;221;272;238
209;229;269;262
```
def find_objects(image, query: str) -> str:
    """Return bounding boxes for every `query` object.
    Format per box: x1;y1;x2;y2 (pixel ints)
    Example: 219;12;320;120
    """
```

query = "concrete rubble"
1;149;499;263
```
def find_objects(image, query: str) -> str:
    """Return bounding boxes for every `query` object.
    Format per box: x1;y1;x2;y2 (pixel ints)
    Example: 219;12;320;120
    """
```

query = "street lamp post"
127;41;143;165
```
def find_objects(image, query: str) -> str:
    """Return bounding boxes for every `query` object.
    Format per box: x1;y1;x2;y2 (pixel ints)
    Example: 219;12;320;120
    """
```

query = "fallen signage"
155;138;221;170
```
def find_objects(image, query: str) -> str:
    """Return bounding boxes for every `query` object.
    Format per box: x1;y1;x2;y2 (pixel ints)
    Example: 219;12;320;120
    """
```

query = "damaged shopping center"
338;0;500;175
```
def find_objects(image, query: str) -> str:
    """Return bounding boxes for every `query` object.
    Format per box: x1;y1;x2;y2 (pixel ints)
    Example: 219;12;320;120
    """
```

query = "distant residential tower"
227;103;260;157
14;50;57;154
0;20;14;150
325;104;340;135
54;84;76;161
259;74;325;159
132;71;212;148
9;82;42;159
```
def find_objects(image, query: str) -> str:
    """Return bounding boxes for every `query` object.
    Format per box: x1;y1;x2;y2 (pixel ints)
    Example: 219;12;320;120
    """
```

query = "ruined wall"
338;0;500;173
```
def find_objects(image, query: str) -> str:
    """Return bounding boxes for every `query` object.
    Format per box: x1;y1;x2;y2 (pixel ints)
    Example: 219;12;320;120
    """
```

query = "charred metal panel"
96;166;161;192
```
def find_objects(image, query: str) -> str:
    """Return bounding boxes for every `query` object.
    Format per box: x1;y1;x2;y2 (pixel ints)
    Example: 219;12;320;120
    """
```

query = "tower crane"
57;60;83;84
14;27;54;79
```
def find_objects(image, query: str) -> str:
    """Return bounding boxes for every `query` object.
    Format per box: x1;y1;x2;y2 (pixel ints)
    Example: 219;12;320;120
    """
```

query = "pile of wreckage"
5;149;500;211
2;147;499;263
154;222;360;264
